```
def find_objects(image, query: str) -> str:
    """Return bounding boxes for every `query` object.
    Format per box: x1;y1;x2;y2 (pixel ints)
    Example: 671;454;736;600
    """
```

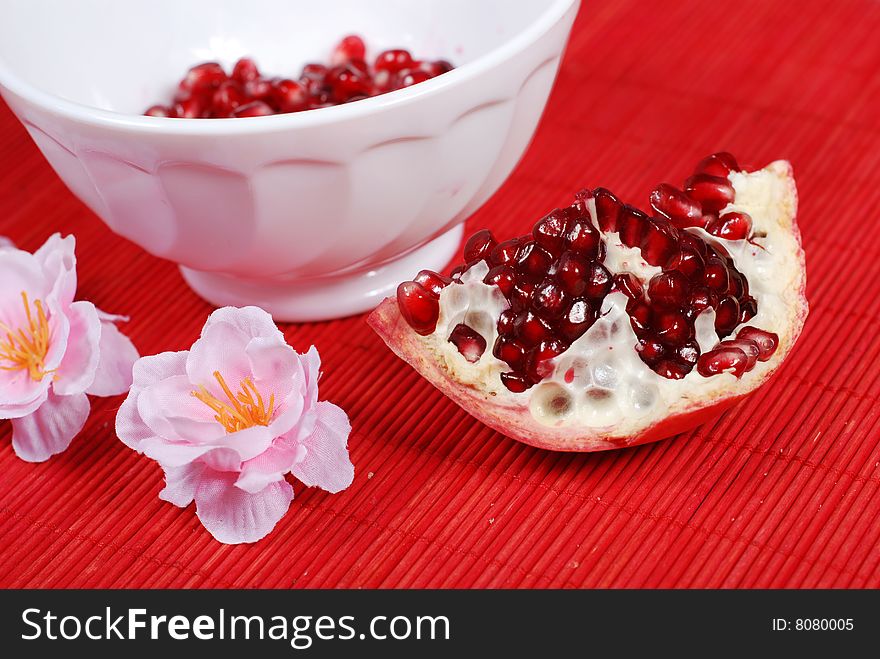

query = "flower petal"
33;233;77;309
53;300;101;396
10;391;89;462
194;472;293;544
290;401;354;493
0;236;14;249
133;350;188;387
137;374;225;443
236;440;306;494
87;319;139;396
159;462;205;507
115;386;154;451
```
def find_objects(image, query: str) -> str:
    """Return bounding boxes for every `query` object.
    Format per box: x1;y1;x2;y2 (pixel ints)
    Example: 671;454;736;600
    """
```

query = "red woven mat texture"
1;0;879;589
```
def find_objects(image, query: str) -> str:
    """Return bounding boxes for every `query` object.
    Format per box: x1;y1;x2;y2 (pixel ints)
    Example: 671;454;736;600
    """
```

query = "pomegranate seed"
556;252;589;296
514;311;553;346
679;231;708;257
500;372;532;393
488;239;521;266
448;324;487;363
515;242;553;282
739;297;758;323
719;339;759;369
532;279;569;319
244;78;274;101
685;173;736;213
676;340;700;365
233;101;274;117
613;273;644;300
697;346;749;378
414;269;452;297
707;211;753;241
396;281;439;335
527;339;567;381
688;287;718;316
398;69;433;88
627;300;653;333
573;189;593;214
494;336;528;369
715;295;740;336
737;326;779;361
173;97;207;119
179;62;227;97
272;79;308;113
326;64;372;102
666;246;705;279
695;151;739;178
333;35;367;65
594;187;622;233
655;360;691;380
650;183;703;227
212;81;247;115
648;271;689;308
464;229;497;262
703;257;730;293
640;217;679;266
727;270;746;298
654;309;691;346
565;218;601;256
637;337;666;364
484;265;516;296
144;105;171;117
497;309;517;336
420;60;454;76
510;281;536;312
301;63;328;80
584;261;613;299
232;57;260;84
618;205;647;248
375;49;414;73
533;210;571;255
558;299;595;342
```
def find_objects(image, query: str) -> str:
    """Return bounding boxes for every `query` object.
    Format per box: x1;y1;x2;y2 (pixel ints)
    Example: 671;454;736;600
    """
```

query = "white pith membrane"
419;161;803;436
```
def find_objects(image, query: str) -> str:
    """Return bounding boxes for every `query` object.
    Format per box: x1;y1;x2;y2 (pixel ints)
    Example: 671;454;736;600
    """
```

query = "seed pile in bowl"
145;35;454;118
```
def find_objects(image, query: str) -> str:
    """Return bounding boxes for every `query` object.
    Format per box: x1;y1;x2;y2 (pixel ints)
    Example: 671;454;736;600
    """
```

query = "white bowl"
0;0;580;321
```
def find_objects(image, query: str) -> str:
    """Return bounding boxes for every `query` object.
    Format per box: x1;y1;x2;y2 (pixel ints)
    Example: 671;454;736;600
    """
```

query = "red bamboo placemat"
1;0;879;588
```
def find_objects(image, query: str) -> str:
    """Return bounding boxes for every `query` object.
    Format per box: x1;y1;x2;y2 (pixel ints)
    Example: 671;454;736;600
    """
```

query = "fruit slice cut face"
369;155;808;451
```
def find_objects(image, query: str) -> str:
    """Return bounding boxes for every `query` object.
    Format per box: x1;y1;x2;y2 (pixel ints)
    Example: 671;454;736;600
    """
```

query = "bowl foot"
179;225;464;322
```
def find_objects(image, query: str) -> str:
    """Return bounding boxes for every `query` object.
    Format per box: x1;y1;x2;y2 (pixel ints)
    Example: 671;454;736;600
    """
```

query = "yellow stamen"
0;291;54;382
191;371;275;434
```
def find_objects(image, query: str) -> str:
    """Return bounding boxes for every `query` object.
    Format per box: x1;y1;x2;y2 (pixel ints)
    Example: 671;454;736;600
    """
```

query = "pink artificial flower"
115;306;354;544
0;234;139;461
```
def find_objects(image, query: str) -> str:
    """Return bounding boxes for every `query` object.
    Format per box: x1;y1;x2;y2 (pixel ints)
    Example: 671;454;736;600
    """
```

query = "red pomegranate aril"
494;335;528;369
703;257;730;293
556;252;589;296
488;239;522;266
558;299;595;342
648;271;689;308
244;78;274;101
173;97;207;119
737;326;779;361
514;311;553;346
326;65;372;103
676;340;700;365
532;279;569;320
719;339;759;369
464;229;497;262
739;297;758;323
533;210;572;255
375;49;414;73
627;300;653;333
727;269;745;298
688;287;717;316
565;218;601;256
301;63;328;80
618;205;647;248
232;57;260;84
448;324;487;363
233;101;274;117
715;295;740;336
583;261;613;299
655;360;691;380
613;273;644;300
640;217;679;266
527;339;567;381
510;281;536;312
332;35;367;65
212;81;247;115
397;281;439;335
414;269;452;297
497;309;517;336
144;105;172;117
273;79;308;113
650;183;703;227
697;346;749;378
594;187;622;232
637;337;666;364
179;62;227;96
654;309;692;346
398;69;433;88
484;265;517;297
685;173;736;213
695;151;739;178
707;211;753;241
666;246;705;279
515;242;554;282
500;372;533;393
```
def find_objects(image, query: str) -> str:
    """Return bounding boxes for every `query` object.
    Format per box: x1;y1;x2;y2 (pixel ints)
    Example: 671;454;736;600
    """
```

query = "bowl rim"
0;0;579;134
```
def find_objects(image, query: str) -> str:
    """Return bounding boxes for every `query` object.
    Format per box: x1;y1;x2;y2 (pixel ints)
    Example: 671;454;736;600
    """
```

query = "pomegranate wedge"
368;156;808;451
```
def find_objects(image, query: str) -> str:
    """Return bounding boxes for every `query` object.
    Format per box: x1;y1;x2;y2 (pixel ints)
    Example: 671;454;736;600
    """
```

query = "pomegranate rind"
367;161;808;452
